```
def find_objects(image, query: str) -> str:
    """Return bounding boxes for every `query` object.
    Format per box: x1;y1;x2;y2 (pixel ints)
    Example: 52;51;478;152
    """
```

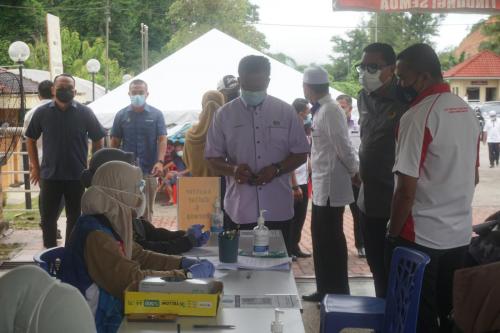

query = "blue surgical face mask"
304;113;312;126
240;89;267;106
130;94;146;107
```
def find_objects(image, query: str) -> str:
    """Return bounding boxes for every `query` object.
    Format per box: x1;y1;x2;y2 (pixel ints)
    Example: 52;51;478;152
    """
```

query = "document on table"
222;294;301;309
206;256;291;271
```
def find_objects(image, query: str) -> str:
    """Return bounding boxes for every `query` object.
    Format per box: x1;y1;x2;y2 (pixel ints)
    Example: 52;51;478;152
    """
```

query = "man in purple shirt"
205;55;310;253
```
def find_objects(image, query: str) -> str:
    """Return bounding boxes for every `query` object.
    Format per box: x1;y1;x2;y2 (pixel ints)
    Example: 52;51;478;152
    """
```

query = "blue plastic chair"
33;246;65;279
320;246;430;333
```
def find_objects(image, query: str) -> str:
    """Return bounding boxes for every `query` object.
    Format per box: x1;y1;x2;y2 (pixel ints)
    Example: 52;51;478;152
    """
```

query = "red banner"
332;0;500;13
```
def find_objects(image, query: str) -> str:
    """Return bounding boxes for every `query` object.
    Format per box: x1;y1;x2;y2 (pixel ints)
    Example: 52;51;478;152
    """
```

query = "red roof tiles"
444;50;500;78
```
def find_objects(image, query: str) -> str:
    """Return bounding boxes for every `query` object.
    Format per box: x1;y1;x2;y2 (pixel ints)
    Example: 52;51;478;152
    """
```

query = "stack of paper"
207;256;292;271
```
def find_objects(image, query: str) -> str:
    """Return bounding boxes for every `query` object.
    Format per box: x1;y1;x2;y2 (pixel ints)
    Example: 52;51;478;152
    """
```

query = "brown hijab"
183;90;224;177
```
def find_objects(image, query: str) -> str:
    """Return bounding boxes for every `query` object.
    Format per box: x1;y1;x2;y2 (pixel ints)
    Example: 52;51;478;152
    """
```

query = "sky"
249;0;490;65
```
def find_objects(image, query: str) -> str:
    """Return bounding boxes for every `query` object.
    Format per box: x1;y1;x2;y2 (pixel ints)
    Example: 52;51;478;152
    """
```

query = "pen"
192;324;235;329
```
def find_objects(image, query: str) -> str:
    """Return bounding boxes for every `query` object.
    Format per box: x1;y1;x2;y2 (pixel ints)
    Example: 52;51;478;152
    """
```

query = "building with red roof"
444;50;500;103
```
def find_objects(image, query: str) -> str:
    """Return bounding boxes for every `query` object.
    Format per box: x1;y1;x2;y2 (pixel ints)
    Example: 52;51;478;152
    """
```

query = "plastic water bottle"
210;198;224;233
253;210;269;256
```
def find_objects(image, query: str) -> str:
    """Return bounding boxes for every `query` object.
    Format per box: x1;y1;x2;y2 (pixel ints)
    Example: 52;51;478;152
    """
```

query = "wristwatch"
272;163;283;177
186;270;193;279
157;160;165;165
292;185;300;190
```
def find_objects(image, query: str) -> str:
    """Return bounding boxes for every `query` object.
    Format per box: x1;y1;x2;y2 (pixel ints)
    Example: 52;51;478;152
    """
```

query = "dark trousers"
39;179;84;248
311;202;349;295
289;184;309;253
385;237;467;333
488;142;499;166
224;214;292;254
349;186;364;249
359;211;389;297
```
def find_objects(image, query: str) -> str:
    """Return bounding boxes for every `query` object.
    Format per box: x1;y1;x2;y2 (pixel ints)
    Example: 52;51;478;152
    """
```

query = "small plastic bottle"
271;308;284;333
253;210;269;256
210;198;224;233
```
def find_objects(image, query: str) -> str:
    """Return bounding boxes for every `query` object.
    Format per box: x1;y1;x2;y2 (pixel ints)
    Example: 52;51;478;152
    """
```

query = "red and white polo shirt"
393;83;480;250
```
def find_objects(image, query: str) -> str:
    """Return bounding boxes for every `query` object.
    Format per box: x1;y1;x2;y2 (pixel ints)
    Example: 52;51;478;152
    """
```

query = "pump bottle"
210;198;224;232
253;209;269;256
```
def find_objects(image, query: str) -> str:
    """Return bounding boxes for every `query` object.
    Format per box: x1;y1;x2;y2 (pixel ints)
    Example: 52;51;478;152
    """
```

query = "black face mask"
56;88;74;103
395;76;420;105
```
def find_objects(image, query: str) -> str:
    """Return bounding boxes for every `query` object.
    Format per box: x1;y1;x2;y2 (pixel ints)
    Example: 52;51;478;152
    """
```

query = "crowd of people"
0;40;495;333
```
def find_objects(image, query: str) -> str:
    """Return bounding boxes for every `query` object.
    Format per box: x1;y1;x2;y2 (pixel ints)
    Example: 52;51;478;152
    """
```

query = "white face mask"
176;150;184;158
359;70;383;93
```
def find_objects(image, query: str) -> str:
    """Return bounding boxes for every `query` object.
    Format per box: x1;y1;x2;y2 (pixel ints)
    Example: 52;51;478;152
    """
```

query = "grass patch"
0;242;24;261
3;199;41;230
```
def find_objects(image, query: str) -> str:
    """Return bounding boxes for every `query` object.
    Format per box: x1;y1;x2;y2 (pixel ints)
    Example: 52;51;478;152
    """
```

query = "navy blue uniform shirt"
25;101;106;180
110;104;167;174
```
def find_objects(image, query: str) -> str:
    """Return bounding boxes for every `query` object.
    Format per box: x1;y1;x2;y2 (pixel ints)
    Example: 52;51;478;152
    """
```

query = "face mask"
359;71;383;93
135;192;146;218
130;94;146;107
240;89;267;106
304;114;312;126
56;88;74;103
396;82;419;105
176;150;184;158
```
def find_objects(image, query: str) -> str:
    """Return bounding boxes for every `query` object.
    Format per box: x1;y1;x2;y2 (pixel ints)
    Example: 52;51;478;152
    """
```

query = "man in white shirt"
23;80;53;137
301;66;360;302
483;110;500;167
388;43;480;332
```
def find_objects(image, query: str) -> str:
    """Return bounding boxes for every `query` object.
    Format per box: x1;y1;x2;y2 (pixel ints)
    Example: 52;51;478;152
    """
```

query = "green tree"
438;49;465;71
329;28;370;81
479;15;500;54
163;0;268;55
24;28;124;89
266;52;298;69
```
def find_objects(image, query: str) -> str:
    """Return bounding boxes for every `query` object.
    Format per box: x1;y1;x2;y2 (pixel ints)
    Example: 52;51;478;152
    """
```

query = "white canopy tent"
89;29;353;128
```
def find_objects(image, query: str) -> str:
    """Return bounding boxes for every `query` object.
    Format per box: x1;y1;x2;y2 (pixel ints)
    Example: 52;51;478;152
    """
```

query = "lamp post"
122;74;132;84
86;58;101;102
8;41;31;210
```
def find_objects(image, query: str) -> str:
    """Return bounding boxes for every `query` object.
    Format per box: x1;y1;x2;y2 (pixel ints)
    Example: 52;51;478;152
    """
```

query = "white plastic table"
118;231;305;333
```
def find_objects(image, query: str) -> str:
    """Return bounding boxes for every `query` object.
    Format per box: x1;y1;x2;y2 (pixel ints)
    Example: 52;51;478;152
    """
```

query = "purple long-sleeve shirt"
205;95;310;224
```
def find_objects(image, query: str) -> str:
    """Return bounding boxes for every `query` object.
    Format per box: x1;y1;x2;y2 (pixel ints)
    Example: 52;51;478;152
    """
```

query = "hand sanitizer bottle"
210;198;224;233
253;210;269;256
271;308;284;333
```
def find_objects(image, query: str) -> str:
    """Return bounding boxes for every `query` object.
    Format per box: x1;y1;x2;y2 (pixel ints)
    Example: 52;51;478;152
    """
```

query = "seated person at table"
62;161;214;332
82;148;209;254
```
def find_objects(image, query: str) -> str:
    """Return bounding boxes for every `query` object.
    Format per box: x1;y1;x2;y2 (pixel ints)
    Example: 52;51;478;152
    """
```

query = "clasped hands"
233;164;277;186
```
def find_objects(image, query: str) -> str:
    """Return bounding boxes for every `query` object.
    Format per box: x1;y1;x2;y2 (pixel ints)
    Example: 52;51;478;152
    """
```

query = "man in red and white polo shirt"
387;43;480;333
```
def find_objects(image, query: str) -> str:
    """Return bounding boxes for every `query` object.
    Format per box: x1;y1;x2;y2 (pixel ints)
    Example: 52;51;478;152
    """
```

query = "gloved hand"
187;224;204;238
180;257;200;269
188;224;210;247
187;259;215;278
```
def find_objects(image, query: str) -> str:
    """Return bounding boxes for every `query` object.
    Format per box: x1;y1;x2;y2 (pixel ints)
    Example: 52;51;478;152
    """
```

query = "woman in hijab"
0;265;96;333
183;90;224;177
62;161;214;332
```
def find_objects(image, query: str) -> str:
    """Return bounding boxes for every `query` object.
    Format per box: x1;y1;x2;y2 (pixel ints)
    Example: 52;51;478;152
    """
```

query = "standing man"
111;79;167;222
26;74;105;248
356;43;408;297
483;110;500;167
388;43;480;332
289;98;312;259
205;55;310;253
336;94;365;258
217;74;240;103
22;80;53;136
302;66;359;302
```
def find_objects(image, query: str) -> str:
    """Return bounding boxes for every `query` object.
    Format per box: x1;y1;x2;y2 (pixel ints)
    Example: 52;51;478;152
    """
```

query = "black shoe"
357;247;366;258
292;249;312;258
302;292;324;302
490;164;494;168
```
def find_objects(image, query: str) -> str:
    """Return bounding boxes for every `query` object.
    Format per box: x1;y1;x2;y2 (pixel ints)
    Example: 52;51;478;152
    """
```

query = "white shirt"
295;160;308;185
22;99;52;136
311;95;358;207
393;84;480;250
484;118;500;143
